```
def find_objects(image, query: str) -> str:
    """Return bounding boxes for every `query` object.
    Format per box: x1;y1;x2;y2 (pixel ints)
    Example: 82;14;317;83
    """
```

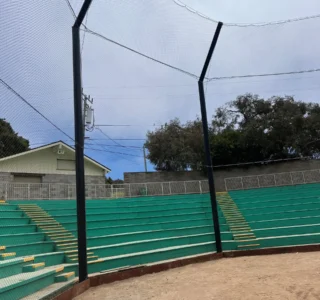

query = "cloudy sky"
1;0;320;179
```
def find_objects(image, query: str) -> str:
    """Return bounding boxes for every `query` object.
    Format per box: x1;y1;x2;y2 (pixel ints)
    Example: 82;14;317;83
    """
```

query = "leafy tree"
105;177;124;184
145;119;194;171
0;119;29;158
145;94;320;171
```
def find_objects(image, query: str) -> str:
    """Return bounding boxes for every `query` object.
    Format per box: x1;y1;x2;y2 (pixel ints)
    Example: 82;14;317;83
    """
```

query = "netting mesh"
1;0;320;297
0;1;75;148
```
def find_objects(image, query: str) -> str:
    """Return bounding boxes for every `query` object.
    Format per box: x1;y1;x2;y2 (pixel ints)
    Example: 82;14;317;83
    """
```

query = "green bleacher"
1;184;320;299
229;183;320;248
0;194;220;299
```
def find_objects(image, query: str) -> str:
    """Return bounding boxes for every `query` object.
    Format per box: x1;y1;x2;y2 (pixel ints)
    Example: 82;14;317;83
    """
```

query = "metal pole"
72;0;92;282
198;21;223;253
143;146;148;172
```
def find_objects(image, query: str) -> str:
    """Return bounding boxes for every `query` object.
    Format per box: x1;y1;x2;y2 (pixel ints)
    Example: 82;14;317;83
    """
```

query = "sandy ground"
75;252;320;300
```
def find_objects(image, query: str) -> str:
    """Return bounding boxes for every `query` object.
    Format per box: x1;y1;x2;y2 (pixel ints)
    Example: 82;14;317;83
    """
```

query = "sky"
1;0;320;179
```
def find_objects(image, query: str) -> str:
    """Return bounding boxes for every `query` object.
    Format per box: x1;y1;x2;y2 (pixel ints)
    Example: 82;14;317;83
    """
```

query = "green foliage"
145;94;320;171
0;119;29;158
105;177;124;184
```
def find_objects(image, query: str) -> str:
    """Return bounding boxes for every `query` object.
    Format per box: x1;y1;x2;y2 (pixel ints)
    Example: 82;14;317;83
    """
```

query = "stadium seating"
1;184;320;299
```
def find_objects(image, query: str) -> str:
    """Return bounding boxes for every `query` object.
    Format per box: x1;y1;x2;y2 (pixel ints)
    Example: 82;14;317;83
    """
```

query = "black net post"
72;0;93;282
198;21;223;253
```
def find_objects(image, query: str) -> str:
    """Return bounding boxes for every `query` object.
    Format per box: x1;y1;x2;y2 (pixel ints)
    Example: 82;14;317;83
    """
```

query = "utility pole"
143;146;148;172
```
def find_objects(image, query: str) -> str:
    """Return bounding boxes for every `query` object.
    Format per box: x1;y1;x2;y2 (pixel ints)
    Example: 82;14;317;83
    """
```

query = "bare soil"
75;252;320;300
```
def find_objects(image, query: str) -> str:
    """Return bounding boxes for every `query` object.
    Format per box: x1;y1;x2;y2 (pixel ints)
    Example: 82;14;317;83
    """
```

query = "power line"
65;0;320;87
83;28;199;80
95;124;160;127
85;146;143;158
0;78;74;141
87;138;146;141
95;127;126;148
85;142;142;149
81;9;89;54
207;68;320;82
172;0;320;27
65;0;77;19
66;0;198;79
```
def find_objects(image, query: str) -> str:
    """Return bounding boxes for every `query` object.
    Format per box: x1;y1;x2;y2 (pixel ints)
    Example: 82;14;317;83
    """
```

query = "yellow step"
230;225;250;229
0;246;6;251
47;232;74;237
50;236;75;241
27;214;49;217
1;252;16;258
64;249;90;253
68;252;94;258
230;227;251;230
44;230;68;234
57;242;77;247
55;266;64;273
234;233;255;237
71;255;98;261
24;256;35;262
31;262;45;268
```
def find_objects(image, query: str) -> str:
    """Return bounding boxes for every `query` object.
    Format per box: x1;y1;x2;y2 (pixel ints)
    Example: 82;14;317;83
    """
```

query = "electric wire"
172;0;320;27
0;78;74;141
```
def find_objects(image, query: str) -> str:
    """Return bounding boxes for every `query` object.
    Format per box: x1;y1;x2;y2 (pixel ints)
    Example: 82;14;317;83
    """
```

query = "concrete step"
0;252;16;260
23;262;45;272
0;265;65;299
55;272;75;283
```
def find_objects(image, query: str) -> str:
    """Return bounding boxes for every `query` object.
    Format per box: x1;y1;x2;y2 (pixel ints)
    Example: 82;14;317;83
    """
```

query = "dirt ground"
75;252;320;300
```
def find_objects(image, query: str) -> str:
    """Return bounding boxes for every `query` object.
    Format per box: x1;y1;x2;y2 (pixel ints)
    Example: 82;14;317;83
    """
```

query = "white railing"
0;180;209;200
224;169;320;191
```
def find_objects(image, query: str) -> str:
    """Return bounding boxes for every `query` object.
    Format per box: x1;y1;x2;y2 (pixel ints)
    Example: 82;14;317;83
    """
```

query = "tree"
145;94;320;172
105;177;124;184
145;119;195;171
0;119;29;158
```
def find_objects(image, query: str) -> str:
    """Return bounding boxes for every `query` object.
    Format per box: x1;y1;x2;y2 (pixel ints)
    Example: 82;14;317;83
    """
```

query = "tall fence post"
72;0;92;282
199;181;202;194
197;21;223;253
145;183;148;196
5;183;8;201
169;182;172;195
184;182;187;194
128;184;131;198
27;184;30;200
302;171;306;184
290;172;294;185
161;183;164;195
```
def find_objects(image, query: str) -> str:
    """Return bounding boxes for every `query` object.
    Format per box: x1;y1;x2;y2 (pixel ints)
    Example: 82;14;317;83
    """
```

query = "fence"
225;169;320;191
0;180;209;200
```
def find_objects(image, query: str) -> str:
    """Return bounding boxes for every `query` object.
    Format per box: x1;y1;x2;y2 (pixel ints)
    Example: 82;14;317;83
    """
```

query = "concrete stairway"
217;192;260;250
18;204;99;263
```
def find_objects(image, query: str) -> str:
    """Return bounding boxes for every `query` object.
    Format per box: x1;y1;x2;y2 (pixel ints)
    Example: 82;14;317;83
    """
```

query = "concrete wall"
124;159;320;192
0;173;106;200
